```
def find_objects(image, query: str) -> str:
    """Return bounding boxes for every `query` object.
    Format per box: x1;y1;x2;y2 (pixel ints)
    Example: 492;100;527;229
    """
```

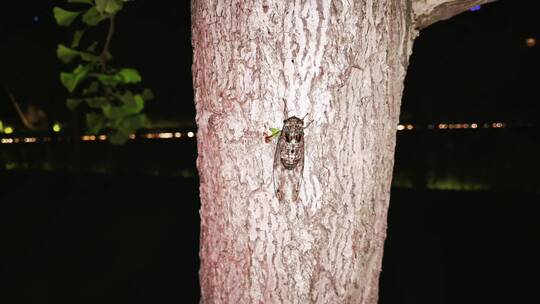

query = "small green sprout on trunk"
265;127;281;143
54;0;153;144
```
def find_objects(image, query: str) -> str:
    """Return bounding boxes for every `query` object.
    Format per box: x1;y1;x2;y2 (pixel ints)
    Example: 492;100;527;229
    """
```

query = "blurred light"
82;135;96;141
144;133;156;139
187;131;195;138
14;138;20;143
438;124;448;129
98;135;107;141
471;123;478;129
469;5;481;12
129;134;136;140
483;123;490;128
1;138;13;144
174;132;182;138
406;124;414;130
397;124;405;131
52;122;62;133
0;120;3;132
158;132;174;139
4;126;14;134
526;37;536;48
33;16;39;22
24;137;37;143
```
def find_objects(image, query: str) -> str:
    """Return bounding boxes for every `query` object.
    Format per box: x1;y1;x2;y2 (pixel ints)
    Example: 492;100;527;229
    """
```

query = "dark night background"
1;0;539;303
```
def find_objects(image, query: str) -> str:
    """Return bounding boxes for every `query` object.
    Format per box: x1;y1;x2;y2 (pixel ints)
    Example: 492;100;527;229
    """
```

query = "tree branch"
413;0;496;30
100;15;116;73
3;84;33;129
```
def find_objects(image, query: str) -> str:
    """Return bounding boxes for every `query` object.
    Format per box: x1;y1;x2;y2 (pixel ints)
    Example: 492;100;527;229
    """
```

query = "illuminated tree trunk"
191;0;494;303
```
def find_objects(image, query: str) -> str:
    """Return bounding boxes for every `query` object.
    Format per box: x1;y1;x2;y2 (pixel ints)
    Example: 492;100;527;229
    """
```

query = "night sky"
0;0;538;125
404;0;540;125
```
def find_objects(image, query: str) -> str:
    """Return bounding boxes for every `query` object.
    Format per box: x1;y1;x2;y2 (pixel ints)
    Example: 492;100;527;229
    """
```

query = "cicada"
272;116;306;202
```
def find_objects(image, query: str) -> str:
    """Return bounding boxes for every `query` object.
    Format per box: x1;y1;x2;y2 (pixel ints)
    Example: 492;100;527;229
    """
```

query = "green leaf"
66;98;83;111
127;94;144;114
105;0;124;14
80;52;100;62
86;113;107;134
87;42;98;52
95;0;108;13
142;88;154;101
102;104;129;120
57;44;98;63
60;65;90;92
85;97;109;108
94;73;121;87
83;81;99;95
108;114;148;145
117;68;142;83
269;128;281;137
104;91;144;119
102;93;144;121
82;7;105;26
96;0;124;15
118;90;135;104
71;30;85;48
68;0;93;4
53;7;81;27
120;114;148;131
57;44;80;64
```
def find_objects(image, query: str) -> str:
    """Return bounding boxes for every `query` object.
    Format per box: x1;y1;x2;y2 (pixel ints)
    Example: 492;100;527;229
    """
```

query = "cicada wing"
273;135;304;203
273;133;286;201
291;140;304;202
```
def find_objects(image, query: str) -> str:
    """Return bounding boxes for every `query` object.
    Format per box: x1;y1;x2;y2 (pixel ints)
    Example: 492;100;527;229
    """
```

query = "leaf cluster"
54;0;153;144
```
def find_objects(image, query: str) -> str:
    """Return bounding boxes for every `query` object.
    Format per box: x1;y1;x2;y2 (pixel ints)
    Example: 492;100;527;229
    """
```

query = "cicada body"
273;116;305;202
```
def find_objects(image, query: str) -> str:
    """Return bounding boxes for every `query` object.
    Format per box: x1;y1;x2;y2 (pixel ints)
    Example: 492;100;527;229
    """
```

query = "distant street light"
526;37;537;48
52;122;62;133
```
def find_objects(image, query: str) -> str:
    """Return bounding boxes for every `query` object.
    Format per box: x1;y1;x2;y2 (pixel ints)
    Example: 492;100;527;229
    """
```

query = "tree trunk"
191;0;494;303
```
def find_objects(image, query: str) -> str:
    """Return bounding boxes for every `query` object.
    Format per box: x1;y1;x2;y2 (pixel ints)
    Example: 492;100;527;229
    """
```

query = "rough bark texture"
191;0;492;303
413;0;496;29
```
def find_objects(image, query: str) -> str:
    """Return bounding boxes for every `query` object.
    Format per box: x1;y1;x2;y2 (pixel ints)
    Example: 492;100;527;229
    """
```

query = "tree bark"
413;0;496;29
191;0;494;303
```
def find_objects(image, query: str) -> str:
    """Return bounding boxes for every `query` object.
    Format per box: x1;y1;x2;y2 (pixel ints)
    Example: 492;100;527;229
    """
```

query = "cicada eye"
295;134;302;142
285;133;291;142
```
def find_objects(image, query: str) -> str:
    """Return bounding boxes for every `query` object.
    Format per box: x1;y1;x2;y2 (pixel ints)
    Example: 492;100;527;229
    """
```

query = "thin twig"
100;14;116;73
2;84;33;129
